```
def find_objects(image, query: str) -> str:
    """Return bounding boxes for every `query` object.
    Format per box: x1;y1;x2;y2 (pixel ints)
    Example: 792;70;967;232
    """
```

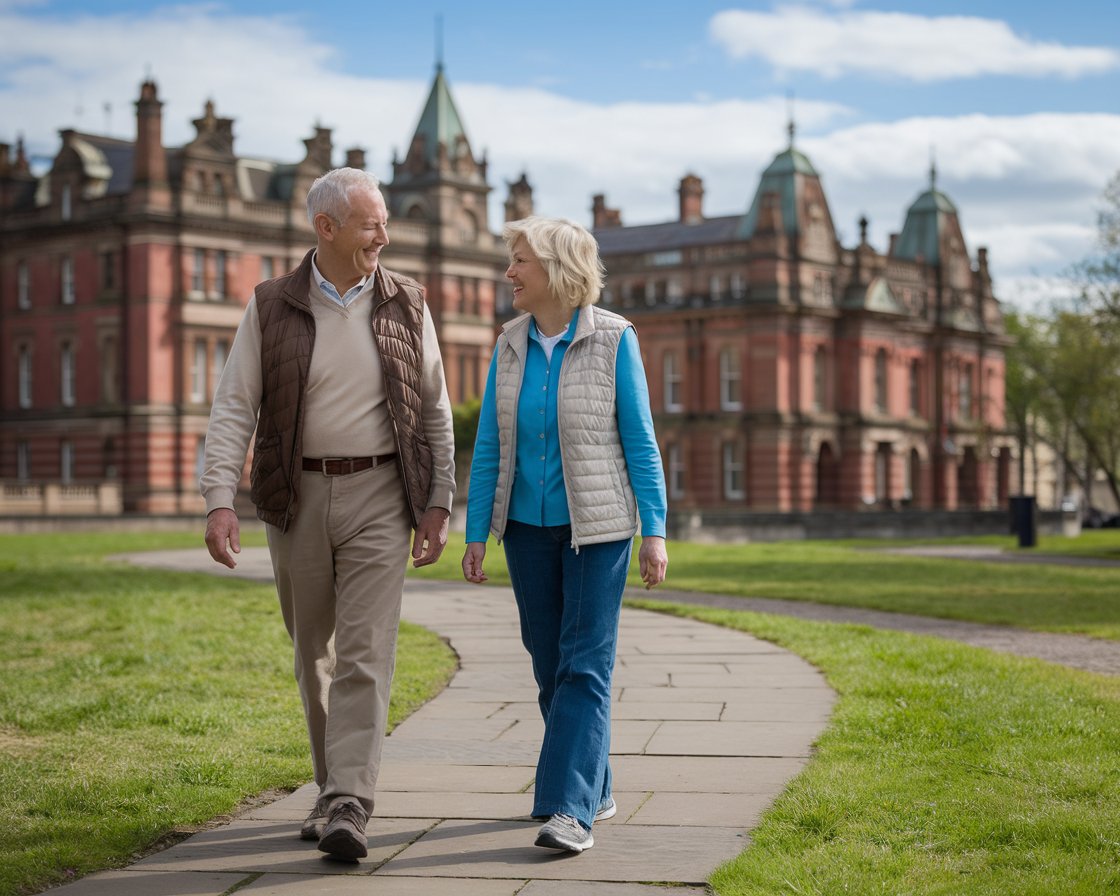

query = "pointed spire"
410;64;471;171
786;90;796;148
929;145;937;189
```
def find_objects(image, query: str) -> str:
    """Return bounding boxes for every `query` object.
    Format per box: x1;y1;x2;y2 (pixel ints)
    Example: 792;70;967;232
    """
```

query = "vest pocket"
249;433;287;512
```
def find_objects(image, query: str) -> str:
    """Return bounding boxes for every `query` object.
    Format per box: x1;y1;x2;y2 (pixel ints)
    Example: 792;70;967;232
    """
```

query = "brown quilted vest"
248;248;434;531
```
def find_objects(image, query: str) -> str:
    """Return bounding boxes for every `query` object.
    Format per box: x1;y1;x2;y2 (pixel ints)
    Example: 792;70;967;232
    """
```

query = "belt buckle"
321;457;347;475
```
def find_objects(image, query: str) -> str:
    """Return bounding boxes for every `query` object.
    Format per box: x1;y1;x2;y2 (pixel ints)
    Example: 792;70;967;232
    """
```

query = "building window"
191;339;207;402
663;352;683;412
17;261;30;309
709;274;721;300
261;256;274;281
813;346;827;411
61;256;75;305
722;441;745;500
960;364;974;420
667;443;685;500
61;184;72;221
214;251;227;299
909;358;921;416
101;251;116;291
730;272;746;299
719;348;741;411
60;342;76;407
16;442;30;481
60;441;74;483
875;442;892;504
192;249;205;294
211;339;229;399
874;348;888;413
18;345;32;409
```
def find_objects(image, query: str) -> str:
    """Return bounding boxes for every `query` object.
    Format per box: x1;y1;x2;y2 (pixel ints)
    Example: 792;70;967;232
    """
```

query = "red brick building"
1;71;1012;521
592;129;1013;514
0;70;506;515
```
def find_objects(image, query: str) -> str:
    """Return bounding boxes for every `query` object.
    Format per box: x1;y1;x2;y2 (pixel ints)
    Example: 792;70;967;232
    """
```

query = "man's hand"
412;507;450;567
462;542;488;583
205;508;241;569
638;535;668;590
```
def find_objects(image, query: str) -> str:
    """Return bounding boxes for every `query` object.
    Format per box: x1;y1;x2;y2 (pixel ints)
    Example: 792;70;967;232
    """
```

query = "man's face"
323;186;389;281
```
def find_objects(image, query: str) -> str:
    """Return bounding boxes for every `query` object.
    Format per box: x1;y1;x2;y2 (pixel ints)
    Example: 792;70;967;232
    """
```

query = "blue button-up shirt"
466;309;666;542
310;253;368;307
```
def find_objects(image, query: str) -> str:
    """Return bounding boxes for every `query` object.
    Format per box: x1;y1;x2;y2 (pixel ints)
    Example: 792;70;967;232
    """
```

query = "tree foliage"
1005;173;1120;510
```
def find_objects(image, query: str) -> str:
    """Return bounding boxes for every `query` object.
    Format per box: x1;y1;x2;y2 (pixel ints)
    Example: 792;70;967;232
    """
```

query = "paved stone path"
54;549;836;896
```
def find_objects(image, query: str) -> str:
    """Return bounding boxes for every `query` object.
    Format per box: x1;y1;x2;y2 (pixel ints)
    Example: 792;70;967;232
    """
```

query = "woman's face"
506;237;554;316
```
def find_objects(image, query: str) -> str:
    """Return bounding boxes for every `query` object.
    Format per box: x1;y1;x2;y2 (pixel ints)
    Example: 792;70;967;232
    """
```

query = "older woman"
462;216;668;853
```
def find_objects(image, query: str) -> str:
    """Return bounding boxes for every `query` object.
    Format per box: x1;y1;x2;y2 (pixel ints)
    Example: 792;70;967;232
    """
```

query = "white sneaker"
594;797;617;821
535;813;594;852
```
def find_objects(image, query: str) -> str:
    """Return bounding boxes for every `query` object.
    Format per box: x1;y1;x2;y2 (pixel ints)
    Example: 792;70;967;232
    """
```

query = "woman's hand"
638;535;668;590
462;542;489;584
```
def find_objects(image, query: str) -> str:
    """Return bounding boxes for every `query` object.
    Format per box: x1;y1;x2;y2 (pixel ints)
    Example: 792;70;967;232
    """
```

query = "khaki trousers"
265;460;411;814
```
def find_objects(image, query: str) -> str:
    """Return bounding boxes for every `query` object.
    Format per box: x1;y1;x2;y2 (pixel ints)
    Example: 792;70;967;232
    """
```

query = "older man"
201;168;455;861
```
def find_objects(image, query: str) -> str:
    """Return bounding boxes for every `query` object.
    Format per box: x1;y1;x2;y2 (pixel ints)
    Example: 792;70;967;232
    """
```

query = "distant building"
1;71;1017;522
592;126;1014;514
0;68;509;515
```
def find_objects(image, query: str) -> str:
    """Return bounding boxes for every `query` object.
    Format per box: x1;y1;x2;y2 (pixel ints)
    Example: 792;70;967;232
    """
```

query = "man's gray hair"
306;168;382;227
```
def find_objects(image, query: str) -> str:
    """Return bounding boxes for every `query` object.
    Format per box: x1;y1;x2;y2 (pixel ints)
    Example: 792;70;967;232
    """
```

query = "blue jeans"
502;520;632;831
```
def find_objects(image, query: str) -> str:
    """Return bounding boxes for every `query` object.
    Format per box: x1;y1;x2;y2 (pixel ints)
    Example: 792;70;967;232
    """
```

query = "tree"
1077;171;1120;320
1003;173;1120;510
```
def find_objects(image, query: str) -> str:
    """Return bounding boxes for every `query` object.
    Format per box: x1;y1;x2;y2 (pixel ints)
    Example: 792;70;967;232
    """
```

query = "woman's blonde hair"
503;216;605;308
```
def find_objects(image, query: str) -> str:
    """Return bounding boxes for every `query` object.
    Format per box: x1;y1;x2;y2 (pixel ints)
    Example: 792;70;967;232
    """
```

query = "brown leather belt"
302;454;396;476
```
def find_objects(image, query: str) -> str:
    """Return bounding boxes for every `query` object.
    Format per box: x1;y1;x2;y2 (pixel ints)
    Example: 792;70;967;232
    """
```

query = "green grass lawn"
633;600;1120;896
0;532;456;896
3;528;1119;895
411;530;1120;640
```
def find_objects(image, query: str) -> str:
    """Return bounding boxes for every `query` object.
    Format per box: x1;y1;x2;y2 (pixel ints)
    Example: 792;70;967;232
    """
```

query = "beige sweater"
200;272;455;516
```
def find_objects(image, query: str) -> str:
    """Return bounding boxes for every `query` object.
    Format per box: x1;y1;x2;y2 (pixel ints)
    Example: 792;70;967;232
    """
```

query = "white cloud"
1;3;1118;306
709;6;1120;81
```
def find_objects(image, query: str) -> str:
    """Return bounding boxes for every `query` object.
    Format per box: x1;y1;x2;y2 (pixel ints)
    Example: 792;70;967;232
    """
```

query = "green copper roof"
738;147;818;239
892;167;959;264
410;65;470;167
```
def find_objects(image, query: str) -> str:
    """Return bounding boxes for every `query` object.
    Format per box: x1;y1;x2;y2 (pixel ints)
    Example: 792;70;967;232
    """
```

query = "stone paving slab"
78;551;836;896
39;870;247;896
609;755;811;792
239;875;523;895
131;817;436;875
644;720;826;757
376;818;747;883
520;882;710;896
628;791;770;827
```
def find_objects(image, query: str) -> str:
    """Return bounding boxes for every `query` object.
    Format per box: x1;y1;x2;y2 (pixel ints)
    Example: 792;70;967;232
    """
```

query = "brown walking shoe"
317;798;369;860
299;796;330;841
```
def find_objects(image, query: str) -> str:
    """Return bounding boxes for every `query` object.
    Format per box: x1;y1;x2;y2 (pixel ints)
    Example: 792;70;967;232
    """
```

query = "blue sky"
2;0;1119;306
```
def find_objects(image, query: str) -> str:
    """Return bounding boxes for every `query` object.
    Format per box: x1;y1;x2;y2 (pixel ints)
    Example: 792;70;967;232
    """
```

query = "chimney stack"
678;173;703;224
591;194;622;229
133;79;167;187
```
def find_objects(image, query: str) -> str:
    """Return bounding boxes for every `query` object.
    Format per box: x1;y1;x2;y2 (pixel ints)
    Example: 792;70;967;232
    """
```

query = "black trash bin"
1008;495;1037;548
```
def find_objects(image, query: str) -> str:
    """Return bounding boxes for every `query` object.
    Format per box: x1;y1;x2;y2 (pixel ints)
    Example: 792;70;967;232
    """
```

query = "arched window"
813;346;828;411
874;348;888;413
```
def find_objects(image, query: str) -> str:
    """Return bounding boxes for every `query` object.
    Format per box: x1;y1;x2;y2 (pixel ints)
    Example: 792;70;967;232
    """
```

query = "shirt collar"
530;308;580;344
310;252;370;304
